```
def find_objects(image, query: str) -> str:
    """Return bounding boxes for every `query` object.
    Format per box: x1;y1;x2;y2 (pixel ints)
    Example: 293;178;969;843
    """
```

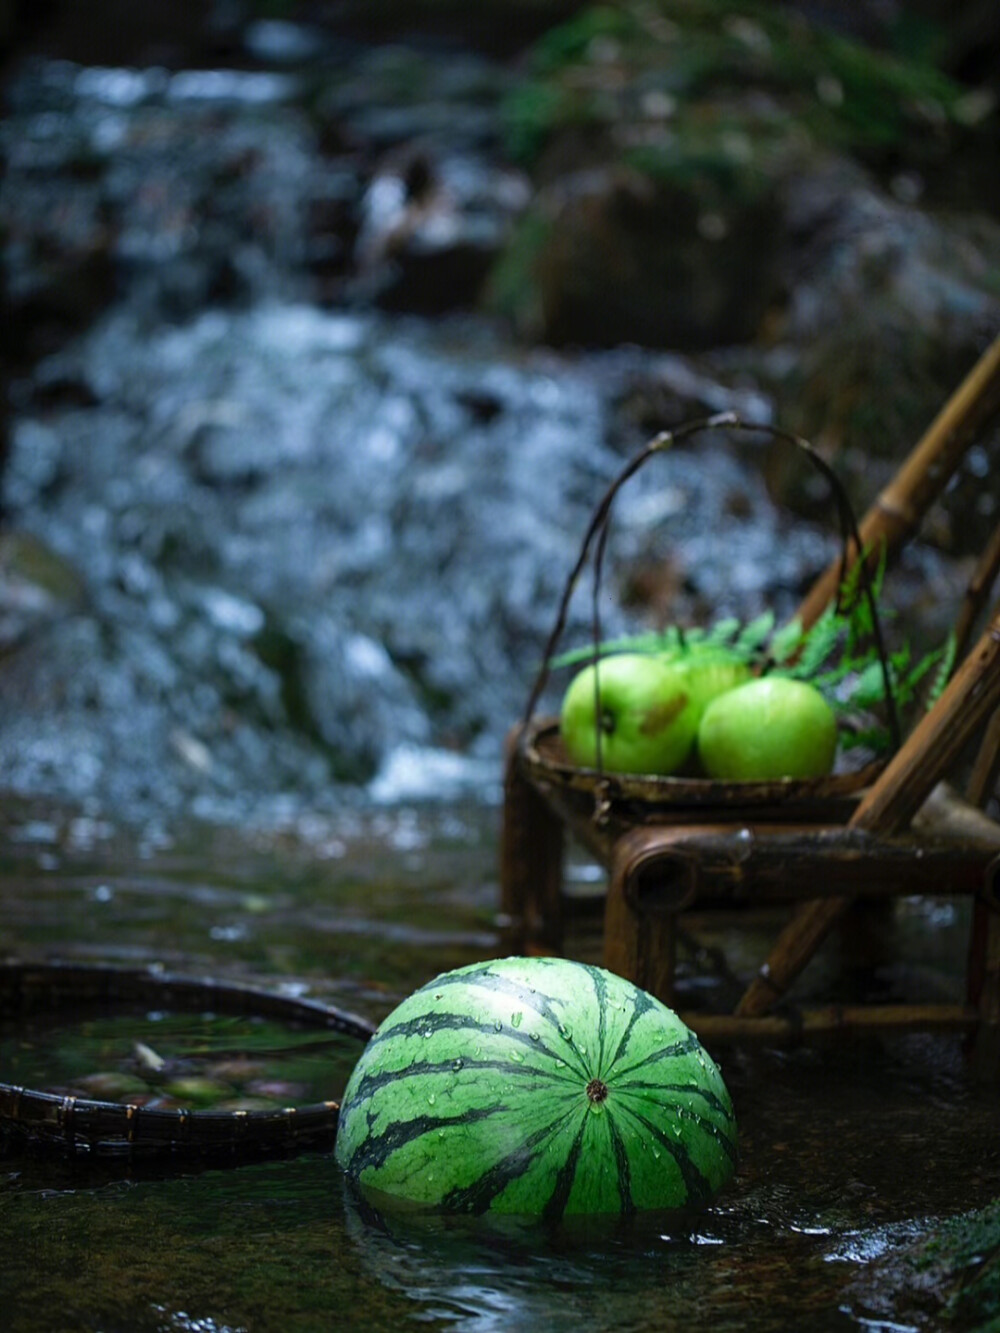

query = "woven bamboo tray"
0;961;375;1157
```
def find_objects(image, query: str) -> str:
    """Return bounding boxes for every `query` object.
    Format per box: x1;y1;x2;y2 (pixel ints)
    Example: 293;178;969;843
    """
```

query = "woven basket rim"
519;716;885;812
0;960;375;1158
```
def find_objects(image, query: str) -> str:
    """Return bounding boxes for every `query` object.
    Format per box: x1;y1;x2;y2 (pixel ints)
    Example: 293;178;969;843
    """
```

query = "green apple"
696;676;838;781
667;648;752;719
559;653;699;775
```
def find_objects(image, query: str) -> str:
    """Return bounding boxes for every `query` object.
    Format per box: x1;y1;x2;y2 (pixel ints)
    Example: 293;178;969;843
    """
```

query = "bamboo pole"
968;706;1000;810
965;678;1000;1068
685;1003;978;1044
736;609;1000;1016
971;891;1000;1081
603;879;677;1005
953;527;1000;664
796;333;1000;631
613;819;998;913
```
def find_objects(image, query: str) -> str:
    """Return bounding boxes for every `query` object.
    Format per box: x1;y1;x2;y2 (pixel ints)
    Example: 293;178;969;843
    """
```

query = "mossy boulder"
488;0;996;349
848;1199;1000;1330
491;162;782;347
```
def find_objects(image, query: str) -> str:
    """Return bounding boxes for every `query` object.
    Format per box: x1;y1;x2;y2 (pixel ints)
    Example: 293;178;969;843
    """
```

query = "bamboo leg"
796;333;1000;630
953;529;1000;664
967;705;1000;811
737;610;1000;1017
500;726;565;955
604;849;676;1004
971;899;1000;1083
966;707;1000;1010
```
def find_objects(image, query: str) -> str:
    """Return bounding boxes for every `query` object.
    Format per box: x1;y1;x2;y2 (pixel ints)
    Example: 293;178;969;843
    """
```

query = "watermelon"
335;956;737;1218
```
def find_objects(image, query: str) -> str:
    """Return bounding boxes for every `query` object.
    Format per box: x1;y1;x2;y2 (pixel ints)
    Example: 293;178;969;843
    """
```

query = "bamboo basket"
517;413;896;829
0;961;375;1157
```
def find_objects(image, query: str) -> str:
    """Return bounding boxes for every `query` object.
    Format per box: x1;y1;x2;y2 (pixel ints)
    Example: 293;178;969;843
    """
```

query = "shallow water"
1;800;997;1333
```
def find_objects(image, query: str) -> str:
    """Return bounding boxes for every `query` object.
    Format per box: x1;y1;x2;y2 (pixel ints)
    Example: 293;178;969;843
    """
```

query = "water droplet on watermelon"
511;1011;523;1028
652;1147;661;1160
529;1032;539;1041
452;1057;464;1072
558;1023;572;1040
427;1092;436;1105
494;1020;503;1032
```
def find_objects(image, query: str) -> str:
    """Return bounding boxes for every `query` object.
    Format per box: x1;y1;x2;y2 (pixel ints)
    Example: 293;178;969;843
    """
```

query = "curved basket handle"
521;412;901;772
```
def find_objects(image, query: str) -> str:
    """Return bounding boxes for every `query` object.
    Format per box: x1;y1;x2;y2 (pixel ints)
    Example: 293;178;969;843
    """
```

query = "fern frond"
926;631;957;708
789;607;845;680
706;617;741;648
769;617;805;665
736;610;775;656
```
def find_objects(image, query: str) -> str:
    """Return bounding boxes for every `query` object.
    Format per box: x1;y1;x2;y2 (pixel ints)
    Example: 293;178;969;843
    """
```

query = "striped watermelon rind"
335;956;737;1218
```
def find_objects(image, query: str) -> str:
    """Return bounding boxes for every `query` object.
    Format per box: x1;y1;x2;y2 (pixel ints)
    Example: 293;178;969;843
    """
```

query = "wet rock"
507;164;783;348
0;529;86;653
761;160;1000;552
316;0;583;57
0;59;329;336
295;619;432;782
313;42;512;155
353;143;530;312
242;19;330;67
5;0;239;68
490;0;998;347
845;1199;1000;1329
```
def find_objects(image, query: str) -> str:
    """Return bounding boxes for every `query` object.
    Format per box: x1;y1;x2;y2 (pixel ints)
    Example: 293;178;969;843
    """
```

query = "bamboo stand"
499;334;1000;1065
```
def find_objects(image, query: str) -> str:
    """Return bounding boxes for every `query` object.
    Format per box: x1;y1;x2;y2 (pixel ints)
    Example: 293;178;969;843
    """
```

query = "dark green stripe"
688;1113;738;1168
364;1010;582;1083
615;1091;737;1168
439;1107;578;1215
604;984;659;1072
345;1103;506;1173
586;965;610;1075
607;1110;635;1218
408;969;591;1081
614;1079;735;1123
542;1115;588;1223
345;1055;573;1110
609;1030;702;1082
613;1102;715;1207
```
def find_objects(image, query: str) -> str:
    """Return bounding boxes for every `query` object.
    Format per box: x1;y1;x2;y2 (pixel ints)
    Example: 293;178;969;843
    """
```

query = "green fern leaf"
926;631;957;708
769;617;805;665
736;610;775;658
706;617;741;648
